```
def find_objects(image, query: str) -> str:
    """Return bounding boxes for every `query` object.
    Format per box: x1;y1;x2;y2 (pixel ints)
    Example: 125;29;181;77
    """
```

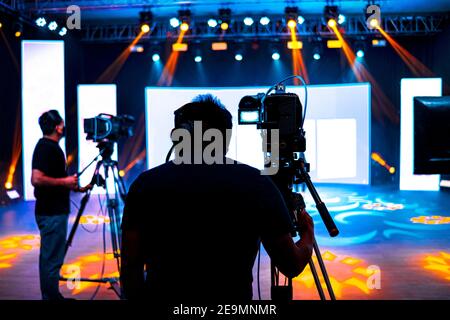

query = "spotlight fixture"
141;23;150;33
139;10;152;33
207;18;218;28
35;17;46;27
287;19;297;29
365;3;381;29
48;21;58;31
180;22;189;32
355;41;366;58
14;22;23;37
297;15;305;25
327;19;337;28
0;22;2;29
170;17;180;28
260;16;270;26
324;5;339;27
235;53;243;61
285;6;300;29
369;17;379;28
271;52;280;61
178;9;191;31
313;45;322;60
194;55;202;63
219;8;231;31
243;17;254;26
59;27;67;37
338;14;346;24
152;53;160;62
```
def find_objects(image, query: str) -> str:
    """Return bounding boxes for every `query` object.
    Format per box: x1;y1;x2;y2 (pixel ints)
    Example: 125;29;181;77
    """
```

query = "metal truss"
80;14;448;43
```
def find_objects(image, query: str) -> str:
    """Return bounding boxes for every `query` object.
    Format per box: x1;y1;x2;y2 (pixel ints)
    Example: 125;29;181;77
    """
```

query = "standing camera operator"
121;95;314;301
31;110;90;300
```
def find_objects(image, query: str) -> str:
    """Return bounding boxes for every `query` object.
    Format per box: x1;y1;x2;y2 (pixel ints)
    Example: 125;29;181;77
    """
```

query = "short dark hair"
174;94;232;135
39;110;63;135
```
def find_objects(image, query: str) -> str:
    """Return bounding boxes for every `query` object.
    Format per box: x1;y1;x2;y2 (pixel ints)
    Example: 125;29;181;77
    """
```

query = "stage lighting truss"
79;15;446;43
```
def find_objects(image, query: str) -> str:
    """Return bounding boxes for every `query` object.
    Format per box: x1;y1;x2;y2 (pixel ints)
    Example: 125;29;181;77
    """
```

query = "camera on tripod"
84;113;135;142
238;84;308;171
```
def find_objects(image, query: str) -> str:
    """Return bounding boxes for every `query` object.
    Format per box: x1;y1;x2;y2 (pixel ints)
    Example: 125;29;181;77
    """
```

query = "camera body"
238;89;306;157
84;113;135;142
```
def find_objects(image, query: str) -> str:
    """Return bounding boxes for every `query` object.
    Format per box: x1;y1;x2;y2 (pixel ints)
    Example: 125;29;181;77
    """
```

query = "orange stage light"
327;39;343;48
158;30;187;86
327;19;337;28
330;25;398;123
287;41;303;50
180;22;189;32
140;23;150;33
96;31;145;83
287;19;297;29
288;26;309;85
376;26;434;77
172;43;188;52
211;42;228;51
371;152;396;174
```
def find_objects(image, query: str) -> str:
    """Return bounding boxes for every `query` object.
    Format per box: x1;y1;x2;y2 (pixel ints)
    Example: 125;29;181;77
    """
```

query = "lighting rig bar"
79;14;447;43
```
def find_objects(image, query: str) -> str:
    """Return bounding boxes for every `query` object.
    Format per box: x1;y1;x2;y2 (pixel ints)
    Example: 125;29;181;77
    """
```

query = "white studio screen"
77;85;117;194
22;40;65;200
145;84;370;184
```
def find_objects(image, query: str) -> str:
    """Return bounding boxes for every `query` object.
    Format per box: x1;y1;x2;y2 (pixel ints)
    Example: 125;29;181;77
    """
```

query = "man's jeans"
35;214;68;300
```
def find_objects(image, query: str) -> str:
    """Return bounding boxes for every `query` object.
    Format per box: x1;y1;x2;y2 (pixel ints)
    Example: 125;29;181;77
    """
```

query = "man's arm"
261;209;314;278
31;169;78;189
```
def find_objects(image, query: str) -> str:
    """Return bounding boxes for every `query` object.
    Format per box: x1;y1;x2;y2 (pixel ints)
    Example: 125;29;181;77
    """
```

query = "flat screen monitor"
414;96;450;174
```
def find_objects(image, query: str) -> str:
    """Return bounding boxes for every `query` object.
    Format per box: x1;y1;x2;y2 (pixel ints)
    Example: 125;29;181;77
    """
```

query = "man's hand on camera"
296;208;314;243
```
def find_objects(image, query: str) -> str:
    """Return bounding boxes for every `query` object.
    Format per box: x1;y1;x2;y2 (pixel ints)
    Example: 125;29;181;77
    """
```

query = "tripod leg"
313;240;336;300
308;259;326;300
65;192;91;257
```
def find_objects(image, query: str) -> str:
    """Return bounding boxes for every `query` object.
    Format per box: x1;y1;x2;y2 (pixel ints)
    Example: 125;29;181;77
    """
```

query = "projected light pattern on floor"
60;252;119;295
302;188;450;246
0;234;40;269
410;216;450;225
0;186;449;299
421;252;450;281
293;250;378;299
69;215;111;225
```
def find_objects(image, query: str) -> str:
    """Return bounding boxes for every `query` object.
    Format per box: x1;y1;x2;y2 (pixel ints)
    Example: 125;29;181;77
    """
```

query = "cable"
261;75;308;129
257;239;262;300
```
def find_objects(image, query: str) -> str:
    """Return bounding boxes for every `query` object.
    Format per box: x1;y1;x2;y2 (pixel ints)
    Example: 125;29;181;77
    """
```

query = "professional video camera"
84;113;135;143
239;85;306;160
238;76;338;301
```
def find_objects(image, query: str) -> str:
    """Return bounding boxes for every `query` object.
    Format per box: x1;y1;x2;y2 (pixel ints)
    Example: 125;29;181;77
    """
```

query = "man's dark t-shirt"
122;160;294;301
32;138;70;215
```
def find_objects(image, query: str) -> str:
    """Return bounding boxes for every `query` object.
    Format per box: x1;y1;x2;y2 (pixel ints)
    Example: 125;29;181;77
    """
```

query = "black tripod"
61;141;127;298
268;152;339;301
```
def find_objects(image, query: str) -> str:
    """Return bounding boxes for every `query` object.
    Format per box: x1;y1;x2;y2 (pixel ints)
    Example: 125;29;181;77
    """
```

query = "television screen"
414;96;450;174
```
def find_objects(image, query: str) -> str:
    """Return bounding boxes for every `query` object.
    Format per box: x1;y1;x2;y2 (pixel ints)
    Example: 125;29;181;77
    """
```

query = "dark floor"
0;185;449;300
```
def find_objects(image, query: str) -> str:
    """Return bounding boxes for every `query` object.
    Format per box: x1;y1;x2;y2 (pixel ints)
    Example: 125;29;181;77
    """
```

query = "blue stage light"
356;49;365;58
271;52;280;60
235;53;243;61
194;55;202;63
152;53;160;62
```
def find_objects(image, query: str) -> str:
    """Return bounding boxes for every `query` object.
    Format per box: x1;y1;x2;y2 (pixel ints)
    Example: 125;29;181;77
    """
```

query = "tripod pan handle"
316;202;339;237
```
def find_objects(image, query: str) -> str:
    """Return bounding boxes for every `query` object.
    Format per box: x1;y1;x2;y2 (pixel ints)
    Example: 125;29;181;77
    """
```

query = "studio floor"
0;185;449;300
